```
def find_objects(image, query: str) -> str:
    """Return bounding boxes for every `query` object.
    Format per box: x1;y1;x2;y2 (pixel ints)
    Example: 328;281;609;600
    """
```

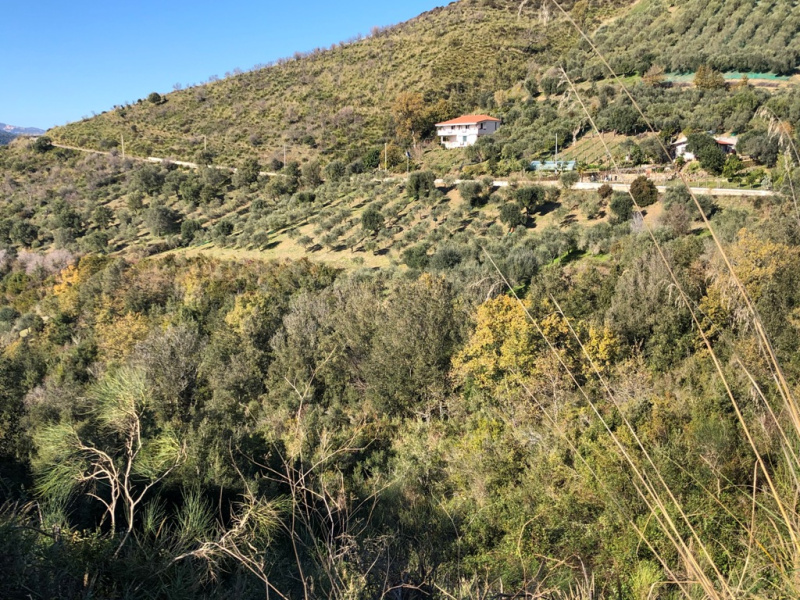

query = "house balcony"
436;127;477;137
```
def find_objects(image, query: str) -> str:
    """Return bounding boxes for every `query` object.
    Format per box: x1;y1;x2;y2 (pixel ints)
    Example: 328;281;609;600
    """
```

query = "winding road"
52;143;775;198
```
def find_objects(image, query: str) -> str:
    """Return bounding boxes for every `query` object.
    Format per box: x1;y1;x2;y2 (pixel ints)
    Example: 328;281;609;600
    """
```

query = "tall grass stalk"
549;0;799;440
478;3;800;593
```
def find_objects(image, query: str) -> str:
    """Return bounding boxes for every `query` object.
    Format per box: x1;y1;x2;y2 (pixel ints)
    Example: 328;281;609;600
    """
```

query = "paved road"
571;181;774;198
52;144;774;198
436;178;775;198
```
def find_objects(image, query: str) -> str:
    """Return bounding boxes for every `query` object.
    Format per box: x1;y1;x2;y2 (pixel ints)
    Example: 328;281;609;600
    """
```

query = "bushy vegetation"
7;0;800;597
1;190;800;597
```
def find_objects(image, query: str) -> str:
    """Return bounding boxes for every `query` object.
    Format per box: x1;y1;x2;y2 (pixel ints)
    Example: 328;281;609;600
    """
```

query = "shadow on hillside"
560;214;578;227
538;201;561;217
560;249;586;265
454;218;474;233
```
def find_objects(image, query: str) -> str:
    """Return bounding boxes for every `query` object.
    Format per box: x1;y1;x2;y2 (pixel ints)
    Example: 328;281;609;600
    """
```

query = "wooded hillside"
5;0;800;598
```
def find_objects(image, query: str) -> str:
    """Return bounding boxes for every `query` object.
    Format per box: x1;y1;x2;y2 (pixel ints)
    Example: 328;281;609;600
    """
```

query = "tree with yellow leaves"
391;93;453;147
392;92;427;146
453;294;541;389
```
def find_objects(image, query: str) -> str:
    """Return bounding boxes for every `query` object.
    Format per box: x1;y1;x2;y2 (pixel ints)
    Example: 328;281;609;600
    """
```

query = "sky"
1;0;447;130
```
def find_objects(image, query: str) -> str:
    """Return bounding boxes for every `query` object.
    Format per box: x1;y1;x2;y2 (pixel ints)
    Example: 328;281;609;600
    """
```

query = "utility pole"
385;142;388;172
204;135;207;153
121;133;125;159
283;144;287;167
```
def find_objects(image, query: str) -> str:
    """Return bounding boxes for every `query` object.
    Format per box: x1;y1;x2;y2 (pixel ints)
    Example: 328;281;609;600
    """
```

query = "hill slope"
594;0;800;77
49;0;628;164
49;0;800;168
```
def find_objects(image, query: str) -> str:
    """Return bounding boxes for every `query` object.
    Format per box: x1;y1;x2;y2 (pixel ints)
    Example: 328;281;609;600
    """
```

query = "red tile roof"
436;115;501;126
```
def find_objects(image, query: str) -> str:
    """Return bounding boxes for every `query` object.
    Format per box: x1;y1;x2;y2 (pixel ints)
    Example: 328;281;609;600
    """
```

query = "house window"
462;136;468;143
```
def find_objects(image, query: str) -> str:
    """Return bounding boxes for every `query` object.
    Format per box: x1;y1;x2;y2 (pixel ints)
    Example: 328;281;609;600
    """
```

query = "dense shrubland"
6;0;800;597
1;188;800;597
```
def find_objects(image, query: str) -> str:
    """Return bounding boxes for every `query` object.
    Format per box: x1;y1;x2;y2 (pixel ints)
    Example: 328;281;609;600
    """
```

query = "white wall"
436;121;499;149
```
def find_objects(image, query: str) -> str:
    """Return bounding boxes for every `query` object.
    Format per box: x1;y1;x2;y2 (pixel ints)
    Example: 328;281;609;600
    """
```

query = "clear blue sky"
1;0;446;130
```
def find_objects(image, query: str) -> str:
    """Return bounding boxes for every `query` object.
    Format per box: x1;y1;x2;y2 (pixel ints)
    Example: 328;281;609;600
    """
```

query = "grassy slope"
49;0;629;165
48;0;800;172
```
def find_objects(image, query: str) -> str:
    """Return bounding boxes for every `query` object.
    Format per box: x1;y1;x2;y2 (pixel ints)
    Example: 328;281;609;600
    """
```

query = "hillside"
6;1;800;598
3;0;797;269
0;131;15;145
49;0;800;170
594;0;800;77
4;136;800;597
48;0;628;165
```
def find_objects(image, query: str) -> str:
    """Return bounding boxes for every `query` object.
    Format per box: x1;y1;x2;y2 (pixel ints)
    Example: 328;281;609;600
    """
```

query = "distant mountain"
0;123;45;137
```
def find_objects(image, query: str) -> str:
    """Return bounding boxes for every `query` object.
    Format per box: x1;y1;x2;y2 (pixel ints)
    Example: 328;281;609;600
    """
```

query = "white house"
672;135;738;161
435;115;501;149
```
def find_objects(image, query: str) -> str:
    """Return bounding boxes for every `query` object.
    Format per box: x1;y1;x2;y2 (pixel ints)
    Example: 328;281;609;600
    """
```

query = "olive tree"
361;207;384;234
630;176;658;207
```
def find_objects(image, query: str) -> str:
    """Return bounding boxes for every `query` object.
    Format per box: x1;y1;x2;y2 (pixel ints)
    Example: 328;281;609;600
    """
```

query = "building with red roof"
435;115;501;149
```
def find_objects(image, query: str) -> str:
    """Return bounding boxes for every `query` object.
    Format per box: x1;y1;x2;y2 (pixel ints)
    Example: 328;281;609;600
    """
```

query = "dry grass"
48;0;586;166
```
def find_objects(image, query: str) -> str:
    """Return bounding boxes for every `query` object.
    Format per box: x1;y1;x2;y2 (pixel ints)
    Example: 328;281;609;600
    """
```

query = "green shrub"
513;185;545;215
499;202;525;228
408;171;437;200
458;182;483;208
144;204;180;237
630;176;658;207
361;207;384;234
181;219;202;242
325;160;347;182
560;171;580;189
598;183;613;200
32;137;53;154
610;192;634;222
